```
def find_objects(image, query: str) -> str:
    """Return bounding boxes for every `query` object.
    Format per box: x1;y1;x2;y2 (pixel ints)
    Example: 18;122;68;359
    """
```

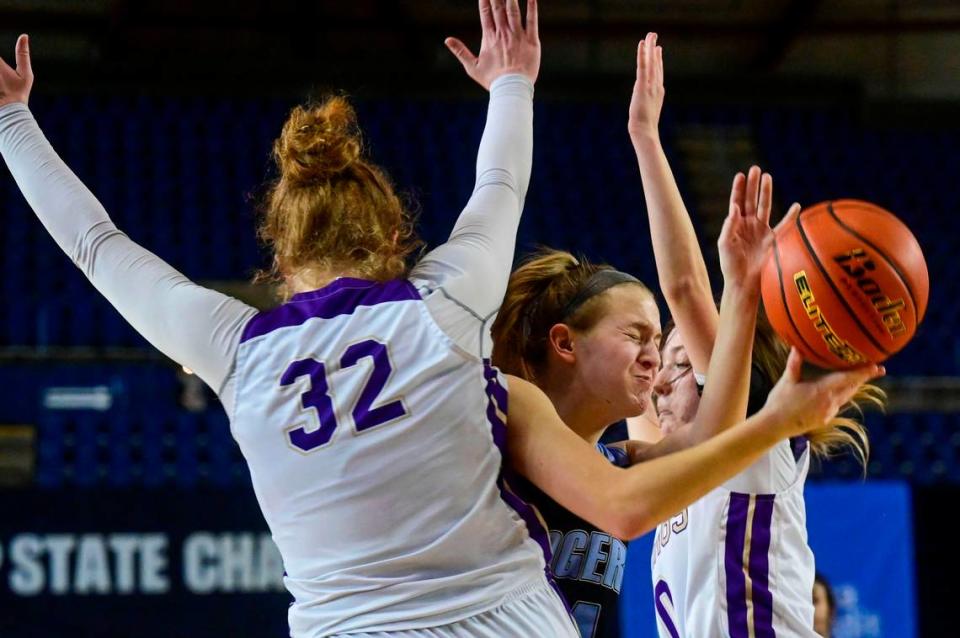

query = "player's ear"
546;323;577;365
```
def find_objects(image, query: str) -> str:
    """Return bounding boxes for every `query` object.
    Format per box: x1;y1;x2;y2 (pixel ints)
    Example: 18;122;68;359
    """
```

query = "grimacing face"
569;285;662;419
653;328;702;435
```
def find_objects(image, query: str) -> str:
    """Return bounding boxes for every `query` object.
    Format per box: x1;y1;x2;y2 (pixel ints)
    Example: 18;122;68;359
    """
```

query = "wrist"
721;280;761;304
748;407;792;445
0;96;26;109
629;126;661;148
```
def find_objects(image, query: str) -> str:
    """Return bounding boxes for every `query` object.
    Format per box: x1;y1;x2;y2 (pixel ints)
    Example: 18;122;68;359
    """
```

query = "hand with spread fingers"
0;34;32;107
627;31;664;142
717;165;794;288
445;0;540;90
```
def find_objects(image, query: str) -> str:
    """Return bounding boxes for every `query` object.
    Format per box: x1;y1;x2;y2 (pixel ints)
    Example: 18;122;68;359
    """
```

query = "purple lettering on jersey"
725;493;750;638
240;278;420;343
748;494;776;638
341;340;407;431
654;580;681;638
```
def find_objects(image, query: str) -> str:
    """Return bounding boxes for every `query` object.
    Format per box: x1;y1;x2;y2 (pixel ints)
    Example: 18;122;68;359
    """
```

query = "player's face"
571;286;661;418
653;329;702;435
813;582;833;637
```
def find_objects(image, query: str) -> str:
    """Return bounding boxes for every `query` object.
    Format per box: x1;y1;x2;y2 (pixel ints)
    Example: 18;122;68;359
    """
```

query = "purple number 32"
280;339;407;451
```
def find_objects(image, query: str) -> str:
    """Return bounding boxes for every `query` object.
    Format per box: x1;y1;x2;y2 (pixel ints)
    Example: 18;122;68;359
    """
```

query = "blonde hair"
491;248;651;382
664;309;884;469
753;310;884;468
257;96;422;298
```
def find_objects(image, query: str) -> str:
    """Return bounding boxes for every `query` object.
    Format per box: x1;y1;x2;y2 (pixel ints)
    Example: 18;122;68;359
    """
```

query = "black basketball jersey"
514;443;631;638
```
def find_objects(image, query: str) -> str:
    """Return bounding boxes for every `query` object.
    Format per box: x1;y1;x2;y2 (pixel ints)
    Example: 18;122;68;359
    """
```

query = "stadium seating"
2;93;956;485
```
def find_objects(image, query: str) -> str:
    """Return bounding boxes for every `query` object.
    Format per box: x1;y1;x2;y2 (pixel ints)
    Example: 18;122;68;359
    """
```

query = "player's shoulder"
240;278;422;344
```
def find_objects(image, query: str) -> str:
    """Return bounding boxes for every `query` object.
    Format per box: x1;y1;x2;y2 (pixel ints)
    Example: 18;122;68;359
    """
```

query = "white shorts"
335;578;579;638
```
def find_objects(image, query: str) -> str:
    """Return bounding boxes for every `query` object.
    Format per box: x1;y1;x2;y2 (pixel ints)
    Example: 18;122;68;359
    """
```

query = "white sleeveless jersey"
651;439;817;638
231;278;555;636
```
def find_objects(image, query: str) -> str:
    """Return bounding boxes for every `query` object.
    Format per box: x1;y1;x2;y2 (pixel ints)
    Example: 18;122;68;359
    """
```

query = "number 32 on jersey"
279;338;408;451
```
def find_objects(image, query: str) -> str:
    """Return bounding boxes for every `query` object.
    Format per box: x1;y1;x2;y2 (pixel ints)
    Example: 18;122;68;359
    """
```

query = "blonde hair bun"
274;96;361;185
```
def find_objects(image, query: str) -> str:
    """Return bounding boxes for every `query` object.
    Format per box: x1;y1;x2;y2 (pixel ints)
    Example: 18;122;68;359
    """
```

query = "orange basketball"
760;199;929;369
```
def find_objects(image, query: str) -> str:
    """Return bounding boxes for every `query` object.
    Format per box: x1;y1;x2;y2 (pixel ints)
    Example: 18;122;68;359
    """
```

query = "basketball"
760;199;929;369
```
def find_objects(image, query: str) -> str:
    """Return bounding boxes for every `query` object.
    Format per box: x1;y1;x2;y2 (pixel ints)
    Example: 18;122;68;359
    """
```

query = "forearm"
0;103;253;392
689;283;759;439
0;103;111;261
471;74;534;204
413;74;534;320
632;131;718;370
632;132;712;297
617;408;784;536
507;374;787;540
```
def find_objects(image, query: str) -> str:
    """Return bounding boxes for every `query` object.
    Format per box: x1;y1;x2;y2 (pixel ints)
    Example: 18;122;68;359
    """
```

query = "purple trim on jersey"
749;494;776;638
726;493;777;638
481;361;551;559
481;361;572;616
240;278;420;343
790;436;808;462
725;493;750;638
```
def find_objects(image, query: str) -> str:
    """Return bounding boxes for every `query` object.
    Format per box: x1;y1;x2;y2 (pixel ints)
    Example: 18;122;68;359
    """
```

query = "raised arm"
505;352;883;539
0;36;254;402
633;170;801;461
411;0;540;319
628;32;717;373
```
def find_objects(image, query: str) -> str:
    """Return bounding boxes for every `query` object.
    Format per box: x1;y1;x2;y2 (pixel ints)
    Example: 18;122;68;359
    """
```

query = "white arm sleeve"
409;74;534;358
0;102;256;406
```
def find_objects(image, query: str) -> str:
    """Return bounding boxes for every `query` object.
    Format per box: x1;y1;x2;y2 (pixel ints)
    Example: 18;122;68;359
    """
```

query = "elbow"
475;167;521;199
661;275;709;307
606;508;658;541
599;490;659;540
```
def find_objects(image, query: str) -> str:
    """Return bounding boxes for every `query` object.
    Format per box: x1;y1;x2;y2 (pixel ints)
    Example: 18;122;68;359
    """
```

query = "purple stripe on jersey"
481;363;549;558
790;436;808;462
749;494;776;638
481;361;572;615
240;278;420;343
725;493;750;638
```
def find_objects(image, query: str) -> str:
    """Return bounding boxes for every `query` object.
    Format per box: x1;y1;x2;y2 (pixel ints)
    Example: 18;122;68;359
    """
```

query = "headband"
560;269;642;320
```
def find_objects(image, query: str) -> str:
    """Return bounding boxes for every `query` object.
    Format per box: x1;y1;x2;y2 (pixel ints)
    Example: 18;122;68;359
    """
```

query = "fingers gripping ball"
761;200;929;368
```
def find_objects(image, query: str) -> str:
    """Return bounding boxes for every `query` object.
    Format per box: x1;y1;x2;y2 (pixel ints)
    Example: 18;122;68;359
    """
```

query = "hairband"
560;269;641;320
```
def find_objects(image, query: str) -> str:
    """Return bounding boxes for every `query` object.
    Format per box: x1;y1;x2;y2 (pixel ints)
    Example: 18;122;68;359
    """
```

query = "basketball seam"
773;235;834;368
795;208;890;357
825;201;920;325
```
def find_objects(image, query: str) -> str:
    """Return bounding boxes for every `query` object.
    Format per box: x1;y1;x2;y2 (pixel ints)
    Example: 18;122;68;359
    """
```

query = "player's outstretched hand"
717;166;782;287
0;34;32;107
627;32;664;142
445;0;540;90
764;348;884;437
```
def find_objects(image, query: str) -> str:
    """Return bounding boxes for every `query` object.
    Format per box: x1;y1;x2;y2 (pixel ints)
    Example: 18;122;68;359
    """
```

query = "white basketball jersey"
231;278;554;636
651;439;818;638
